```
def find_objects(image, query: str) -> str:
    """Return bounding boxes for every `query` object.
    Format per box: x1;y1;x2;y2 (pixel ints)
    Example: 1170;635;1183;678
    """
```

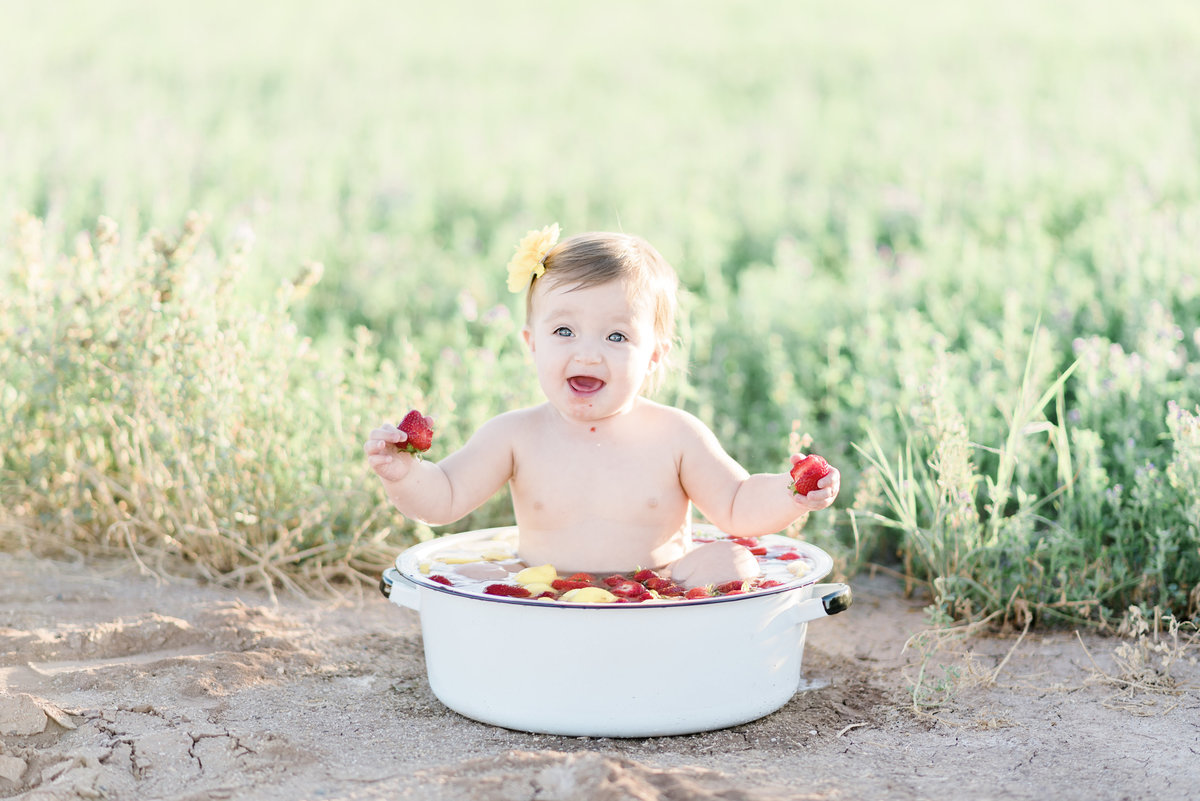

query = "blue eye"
607;332;627;343
553;326;573;337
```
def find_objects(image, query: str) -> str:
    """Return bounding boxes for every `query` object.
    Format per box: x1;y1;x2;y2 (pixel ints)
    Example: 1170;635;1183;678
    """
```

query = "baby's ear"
521;326;534;352
651;338;672;367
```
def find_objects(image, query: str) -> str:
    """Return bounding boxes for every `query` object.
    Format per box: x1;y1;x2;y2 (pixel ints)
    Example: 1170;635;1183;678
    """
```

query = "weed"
1075;606;1199;715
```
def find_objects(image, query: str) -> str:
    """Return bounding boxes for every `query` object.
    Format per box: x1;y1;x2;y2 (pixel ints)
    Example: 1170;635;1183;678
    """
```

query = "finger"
373;433;408;450
367;438;392;455
371;423;406;441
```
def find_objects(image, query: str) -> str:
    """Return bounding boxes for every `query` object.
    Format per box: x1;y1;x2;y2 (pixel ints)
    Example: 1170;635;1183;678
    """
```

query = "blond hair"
526;232;679;391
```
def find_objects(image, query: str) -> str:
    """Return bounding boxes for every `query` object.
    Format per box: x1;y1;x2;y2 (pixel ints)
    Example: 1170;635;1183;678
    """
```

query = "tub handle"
380;567;422;611
790;583;852;624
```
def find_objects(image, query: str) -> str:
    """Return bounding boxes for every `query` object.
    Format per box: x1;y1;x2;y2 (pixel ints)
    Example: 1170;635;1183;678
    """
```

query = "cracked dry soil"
1;552;1197;801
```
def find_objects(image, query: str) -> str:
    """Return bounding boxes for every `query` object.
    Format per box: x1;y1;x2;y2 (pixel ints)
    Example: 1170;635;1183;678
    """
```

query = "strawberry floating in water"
551;578;593;592
790;454;832;496
483;583;531;598
609;579;650;599
396;409;435;454
714;536;766;557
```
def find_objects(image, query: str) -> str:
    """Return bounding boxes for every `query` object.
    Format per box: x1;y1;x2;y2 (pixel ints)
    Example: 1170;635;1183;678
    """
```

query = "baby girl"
364;225;839;588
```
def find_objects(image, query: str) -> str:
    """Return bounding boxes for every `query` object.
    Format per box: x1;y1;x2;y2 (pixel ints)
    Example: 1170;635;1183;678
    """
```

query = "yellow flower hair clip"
506;223;560;293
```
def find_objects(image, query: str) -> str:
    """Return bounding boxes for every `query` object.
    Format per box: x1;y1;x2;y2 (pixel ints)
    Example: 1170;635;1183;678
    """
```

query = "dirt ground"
1;550;1197;801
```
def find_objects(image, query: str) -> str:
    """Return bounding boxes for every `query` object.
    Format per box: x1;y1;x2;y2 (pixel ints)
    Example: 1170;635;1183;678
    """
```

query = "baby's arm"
364;413;517;526
676;412;839;536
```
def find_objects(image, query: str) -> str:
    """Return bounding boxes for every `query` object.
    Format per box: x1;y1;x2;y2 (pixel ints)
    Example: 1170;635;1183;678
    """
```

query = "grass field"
2;0;1198;625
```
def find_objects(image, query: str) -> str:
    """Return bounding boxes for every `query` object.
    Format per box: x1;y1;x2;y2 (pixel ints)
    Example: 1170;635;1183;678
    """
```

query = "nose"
573;342;602;365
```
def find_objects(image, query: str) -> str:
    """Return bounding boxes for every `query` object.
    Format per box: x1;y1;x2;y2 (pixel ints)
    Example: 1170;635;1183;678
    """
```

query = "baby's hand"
669;541;760;590
789;453;840;511
364;422;416;483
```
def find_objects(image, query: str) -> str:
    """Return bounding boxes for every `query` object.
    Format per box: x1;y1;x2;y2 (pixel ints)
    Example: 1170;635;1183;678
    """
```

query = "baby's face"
523;278;664;425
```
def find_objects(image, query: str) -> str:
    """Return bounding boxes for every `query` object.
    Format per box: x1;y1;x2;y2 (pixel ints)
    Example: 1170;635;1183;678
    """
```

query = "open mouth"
568;376;605;394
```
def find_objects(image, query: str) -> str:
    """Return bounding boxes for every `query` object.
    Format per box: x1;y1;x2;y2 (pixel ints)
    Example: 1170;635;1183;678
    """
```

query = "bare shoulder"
438;405;547;473
477;404;539;432
473;403;555;445
636;400;739;477
635;399;718;441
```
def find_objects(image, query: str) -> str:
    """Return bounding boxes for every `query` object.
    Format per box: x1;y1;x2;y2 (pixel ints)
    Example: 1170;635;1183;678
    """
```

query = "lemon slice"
560;587;617;604
514;564;557;586
438;555;484;564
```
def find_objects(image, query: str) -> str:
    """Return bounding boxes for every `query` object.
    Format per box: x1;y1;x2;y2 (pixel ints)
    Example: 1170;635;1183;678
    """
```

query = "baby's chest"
513;443;686;514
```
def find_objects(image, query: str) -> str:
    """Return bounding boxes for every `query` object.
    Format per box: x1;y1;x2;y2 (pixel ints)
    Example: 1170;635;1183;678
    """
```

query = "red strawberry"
790;454;832;495
749;546;768;556
658;583;686;597
643;576;673;592
483;583;531;598
732;537;757;548
397;410;434;454
685;587;712;600
777;551;801;561
609;579;647;599
759;580;783;589
716;579;748;594
632;568;658;583
551;578;592;591
602;574;626;587
427;574;453;586
568;572;595;583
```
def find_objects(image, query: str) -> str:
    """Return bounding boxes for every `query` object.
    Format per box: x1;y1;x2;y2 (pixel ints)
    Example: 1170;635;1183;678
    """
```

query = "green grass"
2;0;1198;622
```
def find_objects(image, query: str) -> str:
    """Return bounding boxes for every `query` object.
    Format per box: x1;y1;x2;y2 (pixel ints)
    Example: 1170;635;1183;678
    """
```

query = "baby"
365;225;839;588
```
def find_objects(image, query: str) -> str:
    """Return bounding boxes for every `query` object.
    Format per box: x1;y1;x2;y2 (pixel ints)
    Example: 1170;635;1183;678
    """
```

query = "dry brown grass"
0;213;412;598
